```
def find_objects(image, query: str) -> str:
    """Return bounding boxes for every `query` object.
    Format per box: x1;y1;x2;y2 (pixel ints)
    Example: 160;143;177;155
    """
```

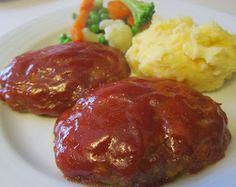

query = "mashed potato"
126;17;236;92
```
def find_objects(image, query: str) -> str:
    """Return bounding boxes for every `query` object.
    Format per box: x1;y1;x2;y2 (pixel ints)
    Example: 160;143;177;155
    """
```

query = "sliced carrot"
107;1;131;20
80;0;94;11
127;15;135;27
70;0;94;41
71;10;89;41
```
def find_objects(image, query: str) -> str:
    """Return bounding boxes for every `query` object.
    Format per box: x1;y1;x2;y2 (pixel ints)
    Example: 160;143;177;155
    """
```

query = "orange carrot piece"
71;10;89;41
127;15;135;26
80;0;94;11
70;0;94;41
107;1;131;20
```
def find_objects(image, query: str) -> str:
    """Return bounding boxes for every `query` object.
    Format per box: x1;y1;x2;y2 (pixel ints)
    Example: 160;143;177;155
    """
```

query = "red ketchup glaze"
54;78;231;187
0;42;130;116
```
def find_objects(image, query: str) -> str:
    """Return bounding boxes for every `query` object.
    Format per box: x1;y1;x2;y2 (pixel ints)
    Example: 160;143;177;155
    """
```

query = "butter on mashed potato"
126;17;236;92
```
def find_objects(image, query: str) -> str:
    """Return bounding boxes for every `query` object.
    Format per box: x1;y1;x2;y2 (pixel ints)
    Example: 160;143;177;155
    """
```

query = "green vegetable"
59;33;72;44
98;8;109;20
89;10;100;24
86;18;93;26
72;12;77;20
89;24;100;34
98;8;108;15
131;25;139;34
100;13;109;20
98;35;108;45
120;0;155;34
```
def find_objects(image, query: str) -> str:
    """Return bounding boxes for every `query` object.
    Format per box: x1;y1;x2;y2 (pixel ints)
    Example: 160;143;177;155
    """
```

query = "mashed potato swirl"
126;17;236;92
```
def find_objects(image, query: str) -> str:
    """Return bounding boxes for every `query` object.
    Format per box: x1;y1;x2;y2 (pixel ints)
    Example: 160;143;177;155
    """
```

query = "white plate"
0;1;236;187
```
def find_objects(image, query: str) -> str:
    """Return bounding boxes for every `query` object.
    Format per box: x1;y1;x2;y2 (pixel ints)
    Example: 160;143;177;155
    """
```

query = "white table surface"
0;0;235;37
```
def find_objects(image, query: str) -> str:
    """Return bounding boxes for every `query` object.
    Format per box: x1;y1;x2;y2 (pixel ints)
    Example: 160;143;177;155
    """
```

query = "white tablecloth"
0;0;235;37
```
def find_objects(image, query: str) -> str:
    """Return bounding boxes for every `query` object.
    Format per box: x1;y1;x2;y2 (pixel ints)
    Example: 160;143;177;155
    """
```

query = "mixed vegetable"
59;0;155;52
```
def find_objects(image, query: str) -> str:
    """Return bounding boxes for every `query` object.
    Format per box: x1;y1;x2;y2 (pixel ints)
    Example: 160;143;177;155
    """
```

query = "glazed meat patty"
0;42;130;116
54;78;231;187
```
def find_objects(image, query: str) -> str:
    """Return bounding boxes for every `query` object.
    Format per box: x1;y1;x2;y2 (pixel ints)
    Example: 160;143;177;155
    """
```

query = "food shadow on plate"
0;106;60;178
221;73;236;90
206;73;236;102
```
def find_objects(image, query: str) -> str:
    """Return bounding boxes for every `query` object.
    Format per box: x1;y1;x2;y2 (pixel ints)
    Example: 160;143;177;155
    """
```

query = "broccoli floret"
121;0;155;34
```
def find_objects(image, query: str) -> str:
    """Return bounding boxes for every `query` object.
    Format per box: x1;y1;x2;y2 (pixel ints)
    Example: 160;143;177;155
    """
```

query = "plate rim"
0;1;236;187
